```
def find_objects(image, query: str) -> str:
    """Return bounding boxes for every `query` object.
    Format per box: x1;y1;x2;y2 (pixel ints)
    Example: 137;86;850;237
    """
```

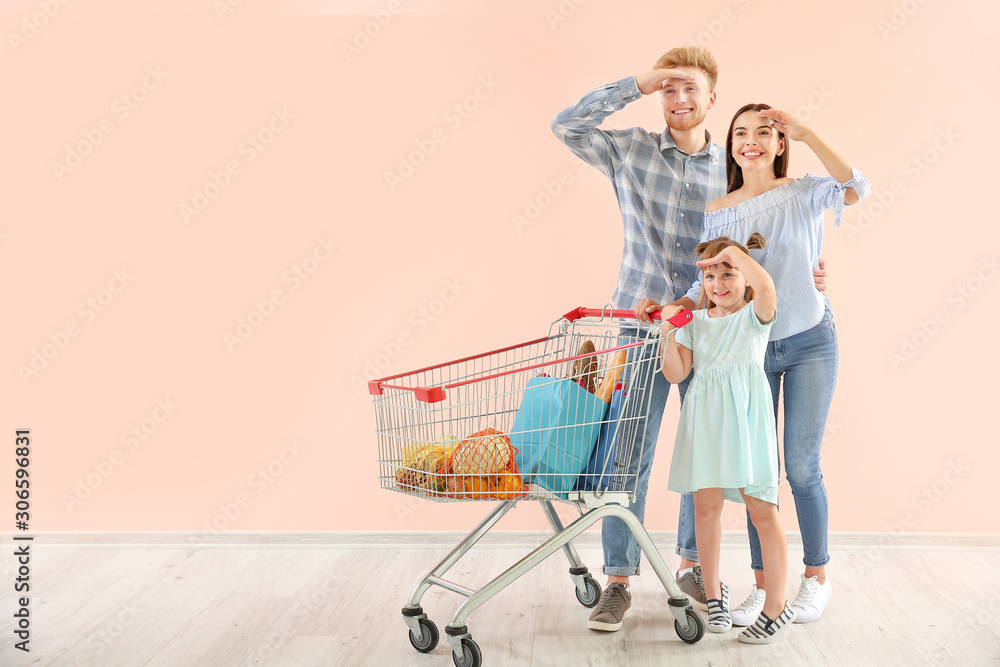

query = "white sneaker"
791;574;832;623
731;586;766;626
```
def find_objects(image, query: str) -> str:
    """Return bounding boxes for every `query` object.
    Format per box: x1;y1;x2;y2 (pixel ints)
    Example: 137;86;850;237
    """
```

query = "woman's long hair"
726;103;789;193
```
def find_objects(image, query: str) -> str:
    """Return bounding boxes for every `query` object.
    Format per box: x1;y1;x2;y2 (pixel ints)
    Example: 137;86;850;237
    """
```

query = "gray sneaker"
676;566;708;611
587;582;632;632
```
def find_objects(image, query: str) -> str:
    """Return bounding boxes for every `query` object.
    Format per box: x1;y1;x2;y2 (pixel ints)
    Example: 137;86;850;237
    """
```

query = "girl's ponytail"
745;232;766;250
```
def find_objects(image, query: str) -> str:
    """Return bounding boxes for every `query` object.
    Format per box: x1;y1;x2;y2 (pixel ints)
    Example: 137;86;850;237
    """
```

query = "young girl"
661;233;796;643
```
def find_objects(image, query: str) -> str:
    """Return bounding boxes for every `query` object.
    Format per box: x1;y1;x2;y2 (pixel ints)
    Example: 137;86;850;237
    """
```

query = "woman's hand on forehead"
758;108;808;141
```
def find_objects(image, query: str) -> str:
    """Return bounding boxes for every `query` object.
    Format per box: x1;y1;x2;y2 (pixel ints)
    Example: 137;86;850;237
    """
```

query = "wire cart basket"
368;307;705;666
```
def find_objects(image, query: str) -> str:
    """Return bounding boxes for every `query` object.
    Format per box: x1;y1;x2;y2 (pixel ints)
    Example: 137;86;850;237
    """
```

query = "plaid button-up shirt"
552;76;727;310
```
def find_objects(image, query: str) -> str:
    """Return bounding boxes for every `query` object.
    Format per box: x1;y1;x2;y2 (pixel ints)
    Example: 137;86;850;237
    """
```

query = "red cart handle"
665;309;693;327
564;306;693;327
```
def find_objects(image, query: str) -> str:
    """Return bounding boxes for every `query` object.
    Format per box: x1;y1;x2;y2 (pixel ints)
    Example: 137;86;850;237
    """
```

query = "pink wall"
3;0;995;535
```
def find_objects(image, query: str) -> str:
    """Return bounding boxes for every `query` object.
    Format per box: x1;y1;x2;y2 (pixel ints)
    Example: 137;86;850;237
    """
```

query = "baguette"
595;349;628;403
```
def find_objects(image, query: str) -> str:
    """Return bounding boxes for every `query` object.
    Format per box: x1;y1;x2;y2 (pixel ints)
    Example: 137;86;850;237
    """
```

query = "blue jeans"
746;306;838;570
602;327;691;576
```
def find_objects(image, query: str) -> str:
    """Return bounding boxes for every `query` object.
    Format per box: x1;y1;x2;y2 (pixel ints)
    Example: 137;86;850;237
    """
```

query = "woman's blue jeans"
747;306;838;570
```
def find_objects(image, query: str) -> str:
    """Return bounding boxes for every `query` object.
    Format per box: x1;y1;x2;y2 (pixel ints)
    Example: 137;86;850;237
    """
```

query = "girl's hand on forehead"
697;247;739;267
758;108;807;142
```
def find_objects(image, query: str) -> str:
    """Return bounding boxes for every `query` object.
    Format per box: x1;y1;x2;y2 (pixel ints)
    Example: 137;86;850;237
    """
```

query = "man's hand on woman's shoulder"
813;258;829;294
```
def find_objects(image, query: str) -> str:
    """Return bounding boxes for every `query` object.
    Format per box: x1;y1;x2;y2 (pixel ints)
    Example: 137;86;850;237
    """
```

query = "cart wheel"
575;575;601;608
408;617;439;653
452;637;482;667
674;606;705;644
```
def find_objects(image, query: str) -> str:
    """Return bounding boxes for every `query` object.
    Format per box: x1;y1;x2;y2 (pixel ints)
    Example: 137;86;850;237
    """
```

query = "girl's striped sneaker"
738;603;797;644
706;582;731;633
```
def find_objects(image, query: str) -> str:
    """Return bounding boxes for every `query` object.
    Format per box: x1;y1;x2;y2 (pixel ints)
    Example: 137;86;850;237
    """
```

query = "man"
551;46;828;632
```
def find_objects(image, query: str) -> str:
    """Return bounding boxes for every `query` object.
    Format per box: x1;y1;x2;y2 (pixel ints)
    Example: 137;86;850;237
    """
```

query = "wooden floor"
1;534;999;666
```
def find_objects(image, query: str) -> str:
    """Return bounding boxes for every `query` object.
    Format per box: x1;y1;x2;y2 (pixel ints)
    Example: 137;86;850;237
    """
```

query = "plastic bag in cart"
510;376;609;497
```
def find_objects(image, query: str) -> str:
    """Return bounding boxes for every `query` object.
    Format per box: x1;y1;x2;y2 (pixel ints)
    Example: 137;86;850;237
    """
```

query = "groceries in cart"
393;436;455;492
395;428;527;500
511;343;631;497
388;337;637;501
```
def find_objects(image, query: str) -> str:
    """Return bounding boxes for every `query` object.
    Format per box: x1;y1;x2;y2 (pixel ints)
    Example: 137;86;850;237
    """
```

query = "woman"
645;102;868;630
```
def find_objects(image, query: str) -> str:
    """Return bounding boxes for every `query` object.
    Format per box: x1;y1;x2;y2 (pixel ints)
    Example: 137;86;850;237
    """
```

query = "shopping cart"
368;307;705;666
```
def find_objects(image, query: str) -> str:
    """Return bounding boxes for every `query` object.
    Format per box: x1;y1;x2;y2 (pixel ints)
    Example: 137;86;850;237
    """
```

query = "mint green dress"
667;301;779;504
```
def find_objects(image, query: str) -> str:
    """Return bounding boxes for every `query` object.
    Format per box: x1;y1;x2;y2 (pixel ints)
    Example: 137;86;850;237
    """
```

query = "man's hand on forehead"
659;70;696;89
637;68;695;95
